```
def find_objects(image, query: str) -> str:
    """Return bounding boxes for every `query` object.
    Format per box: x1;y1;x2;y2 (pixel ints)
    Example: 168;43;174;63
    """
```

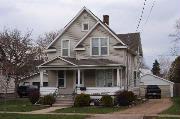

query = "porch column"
77;69;81;87
120;68;123;88
40;69;44;87
117;68;120;87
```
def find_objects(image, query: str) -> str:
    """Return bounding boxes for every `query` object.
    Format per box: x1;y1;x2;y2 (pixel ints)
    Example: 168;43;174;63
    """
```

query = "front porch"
38;57;127;98
40;68;125;96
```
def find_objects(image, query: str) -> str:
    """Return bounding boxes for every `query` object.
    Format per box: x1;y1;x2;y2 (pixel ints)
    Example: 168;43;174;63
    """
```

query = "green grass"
162;97;180;115
0;98;48;112
54;106;126;114
0;113;87;119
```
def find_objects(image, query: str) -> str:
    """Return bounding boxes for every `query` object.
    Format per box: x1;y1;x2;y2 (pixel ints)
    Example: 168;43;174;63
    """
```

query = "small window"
58;71;66;88
61;40;70;57
82;22;89;31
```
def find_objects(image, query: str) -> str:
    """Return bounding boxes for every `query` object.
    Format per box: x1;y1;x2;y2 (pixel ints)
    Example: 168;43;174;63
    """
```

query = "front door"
75;70;84;87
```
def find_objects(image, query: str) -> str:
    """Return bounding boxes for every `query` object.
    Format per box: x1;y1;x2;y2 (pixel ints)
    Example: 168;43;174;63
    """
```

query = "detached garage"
140;74;174;97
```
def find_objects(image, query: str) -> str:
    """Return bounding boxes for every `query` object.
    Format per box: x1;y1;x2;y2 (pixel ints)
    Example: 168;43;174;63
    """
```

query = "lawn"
54;106;126;114
162;97;180;115
0;98;48;112
0;113;87;119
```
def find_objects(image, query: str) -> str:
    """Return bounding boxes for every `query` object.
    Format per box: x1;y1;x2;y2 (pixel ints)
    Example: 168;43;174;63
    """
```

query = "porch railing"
76;87;124;99
40;87;58;96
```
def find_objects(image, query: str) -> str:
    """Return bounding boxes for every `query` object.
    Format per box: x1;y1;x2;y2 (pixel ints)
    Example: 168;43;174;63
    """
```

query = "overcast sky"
0;0;179;67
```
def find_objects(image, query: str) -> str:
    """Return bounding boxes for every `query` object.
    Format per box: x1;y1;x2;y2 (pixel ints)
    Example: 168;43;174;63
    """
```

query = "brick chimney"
103;15;109;25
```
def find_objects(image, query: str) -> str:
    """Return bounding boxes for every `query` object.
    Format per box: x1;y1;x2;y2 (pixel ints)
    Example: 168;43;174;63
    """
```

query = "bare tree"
169;19;180;56
139;58;149;69
35;30;61;61
158;55;172;78
0;28;37;97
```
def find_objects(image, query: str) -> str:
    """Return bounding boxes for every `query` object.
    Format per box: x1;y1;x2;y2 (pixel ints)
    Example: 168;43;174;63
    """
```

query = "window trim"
61;39;70;57
90;37;109;56
57;70;66;88
82;22;89;31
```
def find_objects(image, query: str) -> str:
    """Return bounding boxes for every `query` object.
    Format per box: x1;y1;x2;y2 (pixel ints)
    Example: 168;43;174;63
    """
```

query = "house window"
96;70;113;87
82;22;89;31
91;37;108;56
133;71;138;87
58;71;66;88
61;40;70;57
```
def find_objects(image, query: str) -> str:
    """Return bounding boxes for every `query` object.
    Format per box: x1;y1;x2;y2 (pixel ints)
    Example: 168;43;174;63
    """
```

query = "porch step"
53;103;73;107
54;97;74;107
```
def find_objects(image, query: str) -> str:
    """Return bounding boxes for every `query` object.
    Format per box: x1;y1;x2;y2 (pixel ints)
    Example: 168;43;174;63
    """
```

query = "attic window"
82;22;89;31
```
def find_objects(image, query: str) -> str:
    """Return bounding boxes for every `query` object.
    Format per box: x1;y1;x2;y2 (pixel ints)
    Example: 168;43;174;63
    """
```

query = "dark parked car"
17;85;39;98
145;85;161;99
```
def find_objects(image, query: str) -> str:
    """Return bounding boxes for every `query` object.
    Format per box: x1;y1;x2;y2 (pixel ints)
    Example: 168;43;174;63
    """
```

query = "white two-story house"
38;7;143;97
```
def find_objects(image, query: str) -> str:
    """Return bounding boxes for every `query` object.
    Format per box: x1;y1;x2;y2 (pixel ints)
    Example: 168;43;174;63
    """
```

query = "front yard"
0;113;87;119
54;106;126;114
161;97;180;115
0;98;48;112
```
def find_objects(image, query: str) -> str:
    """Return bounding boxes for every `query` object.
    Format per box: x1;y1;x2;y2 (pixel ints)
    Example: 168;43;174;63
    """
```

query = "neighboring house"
140;74;174;97
140;68;152;76
0;75;15;97
38;7;143;96
19;72;48;88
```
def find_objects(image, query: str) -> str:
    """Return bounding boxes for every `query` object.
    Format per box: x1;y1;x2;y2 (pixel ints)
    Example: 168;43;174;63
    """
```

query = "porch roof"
39;56;124;69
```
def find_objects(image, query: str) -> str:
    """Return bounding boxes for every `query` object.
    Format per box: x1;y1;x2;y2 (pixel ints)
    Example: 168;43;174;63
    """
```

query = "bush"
42;94;56;106
100;95;113;107
115;91;136;106
28;90;40;104
74;94;90;107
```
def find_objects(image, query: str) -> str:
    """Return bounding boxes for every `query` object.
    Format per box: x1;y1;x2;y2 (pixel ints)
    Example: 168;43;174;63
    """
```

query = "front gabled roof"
141;74;174;84
75;21;126;48
47;7;126;49
39;56;77;67
47;7;99;49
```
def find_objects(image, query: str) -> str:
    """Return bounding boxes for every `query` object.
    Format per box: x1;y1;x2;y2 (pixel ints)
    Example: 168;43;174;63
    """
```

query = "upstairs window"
91;37;108;56
61;39;70;57
82;22;89;31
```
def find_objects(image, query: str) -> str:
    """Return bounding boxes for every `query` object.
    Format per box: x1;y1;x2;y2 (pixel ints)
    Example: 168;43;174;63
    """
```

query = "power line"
136;0;148;32
141;0;156;32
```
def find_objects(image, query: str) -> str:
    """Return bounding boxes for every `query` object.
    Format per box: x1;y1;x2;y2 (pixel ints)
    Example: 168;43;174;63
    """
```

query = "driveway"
87;98;172;119
114;98;172;115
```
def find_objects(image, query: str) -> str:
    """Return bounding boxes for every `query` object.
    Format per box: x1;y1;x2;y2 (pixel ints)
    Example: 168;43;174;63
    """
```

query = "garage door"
140;85;171;98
